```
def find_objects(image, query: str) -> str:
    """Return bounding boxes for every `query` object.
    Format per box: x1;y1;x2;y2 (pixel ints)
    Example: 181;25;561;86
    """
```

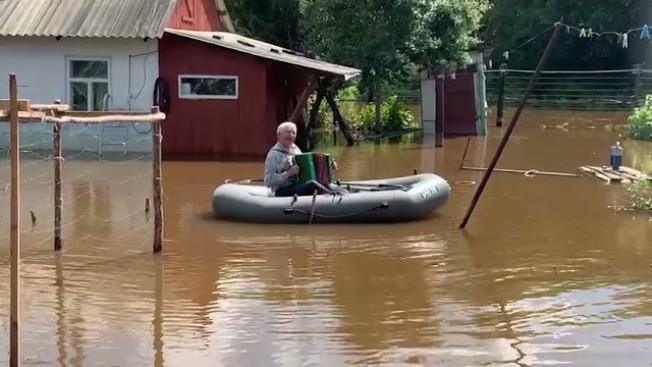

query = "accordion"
294;152;335;186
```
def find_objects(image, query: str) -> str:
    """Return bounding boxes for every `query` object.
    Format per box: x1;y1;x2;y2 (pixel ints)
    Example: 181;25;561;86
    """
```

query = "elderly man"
264;121;338;197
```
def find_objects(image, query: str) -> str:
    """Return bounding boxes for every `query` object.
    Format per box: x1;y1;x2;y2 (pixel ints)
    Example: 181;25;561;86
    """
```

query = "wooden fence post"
53;114;63;250
9;73;21;367
152;106;163;253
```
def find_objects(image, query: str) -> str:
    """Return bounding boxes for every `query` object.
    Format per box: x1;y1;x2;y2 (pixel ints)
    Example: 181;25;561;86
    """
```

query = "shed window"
178;75;238;99
66;57;111;111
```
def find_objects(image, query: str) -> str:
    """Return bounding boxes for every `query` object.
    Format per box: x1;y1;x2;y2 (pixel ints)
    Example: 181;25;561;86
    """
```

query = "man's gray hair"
277;121;297;135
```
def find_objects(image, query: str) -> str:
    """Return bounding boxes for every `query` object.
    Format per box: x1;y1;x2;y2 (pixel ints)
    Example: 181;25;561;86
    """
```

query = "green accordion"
294;152;335;186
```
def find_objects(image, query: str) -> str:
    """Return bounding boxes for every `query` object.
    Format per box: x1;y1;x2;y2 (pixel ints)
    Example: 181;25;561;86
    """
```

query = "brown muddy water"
0;108;651;366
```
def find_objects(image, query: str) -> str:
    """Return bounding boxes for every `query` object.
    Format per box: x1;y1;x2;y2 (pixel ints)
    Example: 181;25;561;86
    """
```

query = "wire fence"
0;119;158;258
486;67;652;110
330;67;652;113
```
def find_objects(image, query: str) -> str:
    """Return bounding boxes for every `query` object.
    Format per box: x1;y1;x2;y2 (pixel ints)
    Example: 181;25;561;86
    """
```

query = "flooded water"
0;108;651;366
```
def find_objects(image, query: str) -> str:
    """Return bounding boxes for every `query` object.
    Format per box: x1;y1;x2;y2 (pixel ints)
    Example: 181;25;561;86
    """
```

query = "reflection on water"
0;109;651;366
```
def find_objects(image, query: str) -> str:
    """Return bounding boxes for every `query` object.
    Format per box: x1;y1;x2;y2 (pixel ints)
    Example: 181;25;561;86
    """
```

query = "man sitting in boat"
264;121;338;197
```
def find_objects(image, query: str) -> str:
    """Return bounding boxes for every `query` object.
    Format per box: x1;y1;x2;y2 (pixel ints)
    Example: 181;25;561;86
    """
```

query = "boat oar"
339;181;407;191
224;178;264;184
308;189;318;224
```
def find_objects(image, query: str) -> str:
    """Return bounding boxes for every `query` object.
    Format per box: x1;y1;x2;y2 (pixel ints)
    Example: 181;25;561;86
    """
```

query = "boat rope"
283;202;390;219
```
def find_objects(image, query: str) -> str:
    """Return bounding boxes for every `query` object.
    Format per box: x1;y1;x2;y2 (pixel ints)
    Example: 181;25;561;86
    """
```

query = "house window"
178;75;238;99
67;58;110;111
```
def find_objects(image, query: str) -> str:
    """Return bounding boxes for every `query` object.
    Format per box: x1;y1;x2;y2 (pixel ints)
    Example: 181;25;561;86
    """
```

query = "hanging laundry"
641;24;650;39
502;51;509;60
588;28;594;37
580;28;587;37
623;33;629;48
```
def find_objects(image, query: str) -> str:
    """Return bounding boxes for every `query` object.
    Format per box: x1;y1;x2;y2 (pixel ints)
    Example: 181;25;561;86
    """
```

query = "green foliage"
301;0;416;99
628;95;652;140
627;179;652;211
412;0;492;72
301;0;490;97
225;0;304;49
352;96;416;133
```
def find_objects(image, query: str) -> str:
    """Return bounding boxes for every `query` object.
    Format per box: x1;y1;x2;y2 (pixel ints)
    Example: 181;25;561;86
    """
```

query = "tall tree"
301;0;490;130
301;0;417;130
411;0;492;75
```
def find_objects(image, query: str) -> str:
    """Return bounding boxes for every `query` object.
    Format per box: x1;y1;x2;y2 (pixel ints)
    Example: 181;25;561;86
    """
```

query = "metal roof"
0;0;177;38
164;29;361;80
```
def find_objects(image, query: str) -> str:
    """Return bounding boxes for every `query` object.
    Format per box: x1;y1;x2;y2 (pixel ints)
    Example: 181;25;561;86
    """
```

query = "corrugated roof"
165;29;361;80
0;0;177;38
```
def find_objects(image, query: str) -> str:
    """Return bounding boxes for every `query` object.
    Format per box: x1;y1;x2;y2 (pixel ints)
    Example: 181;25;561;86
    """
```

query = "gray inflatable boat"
211;173;451;224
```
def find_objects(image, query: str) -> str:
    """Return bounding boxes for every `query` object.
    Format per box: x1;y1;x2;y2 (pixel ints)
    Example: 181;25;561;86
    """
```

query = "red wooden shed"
0;0;360;160
158;29;360;160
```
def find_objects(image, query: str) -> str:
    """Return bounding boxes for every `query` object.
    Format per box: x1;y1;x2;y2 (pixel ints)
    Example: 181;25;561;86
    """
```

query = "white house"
0;0;235;155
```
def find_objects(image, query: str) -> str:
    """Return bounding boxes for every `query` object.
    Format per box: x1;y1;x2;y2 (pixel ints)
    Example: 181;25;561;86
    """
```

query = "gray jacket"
264;142;302;192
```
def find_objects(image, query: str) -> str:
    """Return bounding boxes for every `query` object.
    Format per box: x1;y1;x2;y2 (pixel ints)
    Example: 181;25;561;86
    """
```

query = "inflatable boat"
211;173;451;224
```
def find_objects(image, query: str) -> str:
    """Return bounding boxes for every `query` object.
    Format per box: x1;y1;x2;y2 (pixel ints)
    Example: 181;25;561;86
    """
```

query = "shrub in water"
627;179;652;211
353;95;415;132
628;95;652;140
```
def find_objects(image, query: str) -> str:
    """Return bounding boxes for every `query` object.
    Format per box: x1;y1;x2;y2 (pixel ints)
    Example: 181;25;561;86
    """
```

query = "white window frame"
178;74;239;100
65;56;112;111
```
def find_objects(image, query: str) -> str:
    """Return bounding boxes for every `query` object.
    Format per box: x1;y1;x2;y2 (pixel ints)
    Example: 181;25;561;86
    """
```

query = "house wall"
0;36;159;153
158;33;271;160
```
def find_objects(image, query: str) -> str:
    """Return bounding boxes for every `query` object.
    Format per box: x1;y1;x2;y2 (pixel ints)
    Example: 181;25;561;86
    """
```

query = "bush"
352;95;415;133
628;95;652;140
627;180;652;211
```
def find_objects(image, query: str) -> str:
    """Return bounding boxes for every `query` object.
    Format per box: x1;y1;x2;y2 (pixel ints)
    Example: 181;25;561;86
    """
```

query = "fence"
1;73;167;367
486;67;652;110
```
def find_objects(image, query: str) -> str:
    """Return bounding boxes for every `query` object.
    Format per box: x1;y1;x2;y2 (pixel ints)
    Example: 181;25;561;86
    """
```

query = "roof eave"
164;29;361;80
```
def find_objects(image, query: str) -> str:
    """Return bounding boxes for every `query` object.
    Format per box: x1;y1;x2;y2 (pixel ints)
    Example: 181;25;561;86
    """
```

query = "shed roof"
0;0;236;38
0;0;177;38
165;29;361;80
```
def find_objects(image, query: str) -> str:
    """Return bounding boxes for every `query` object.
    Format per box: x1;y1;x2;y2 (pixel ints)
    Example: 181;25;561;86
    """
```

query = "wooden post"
459;19;564;229
324;91;355;146
288;75;317;124
152;106;163;253
9;73;21;367
53;117;63;251
633;64;642;106
435;76;445;147
306;79;330;150
496;65;506;127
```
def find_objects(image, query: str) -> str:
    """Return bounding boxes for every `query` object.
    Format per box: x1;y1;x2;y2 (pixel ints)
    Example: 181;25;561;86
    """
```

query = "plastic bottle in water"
609;141;623;170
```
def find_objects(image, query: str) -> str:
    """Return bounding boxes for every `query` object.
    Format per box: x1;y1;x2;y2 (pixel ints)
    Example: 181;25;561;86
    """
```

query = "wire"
497;21;651;60
507;25;554;54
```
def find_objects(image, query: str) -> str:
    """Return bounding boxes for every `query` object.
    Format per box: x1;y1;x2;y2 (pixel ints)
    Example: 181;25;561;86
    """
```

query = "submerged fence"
486;67;652;110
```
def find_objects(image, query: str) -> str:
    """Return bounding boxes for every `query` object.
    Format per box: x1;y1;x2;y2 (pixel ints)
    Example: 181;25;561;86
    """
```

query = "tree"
411;0;492;75
226;0;304;50
301;0;417;131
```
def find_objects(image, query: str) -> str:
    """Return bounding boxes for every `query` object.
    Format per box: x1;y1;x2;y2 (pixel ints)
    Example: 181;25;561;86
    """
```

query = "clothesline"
500;21;652;60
